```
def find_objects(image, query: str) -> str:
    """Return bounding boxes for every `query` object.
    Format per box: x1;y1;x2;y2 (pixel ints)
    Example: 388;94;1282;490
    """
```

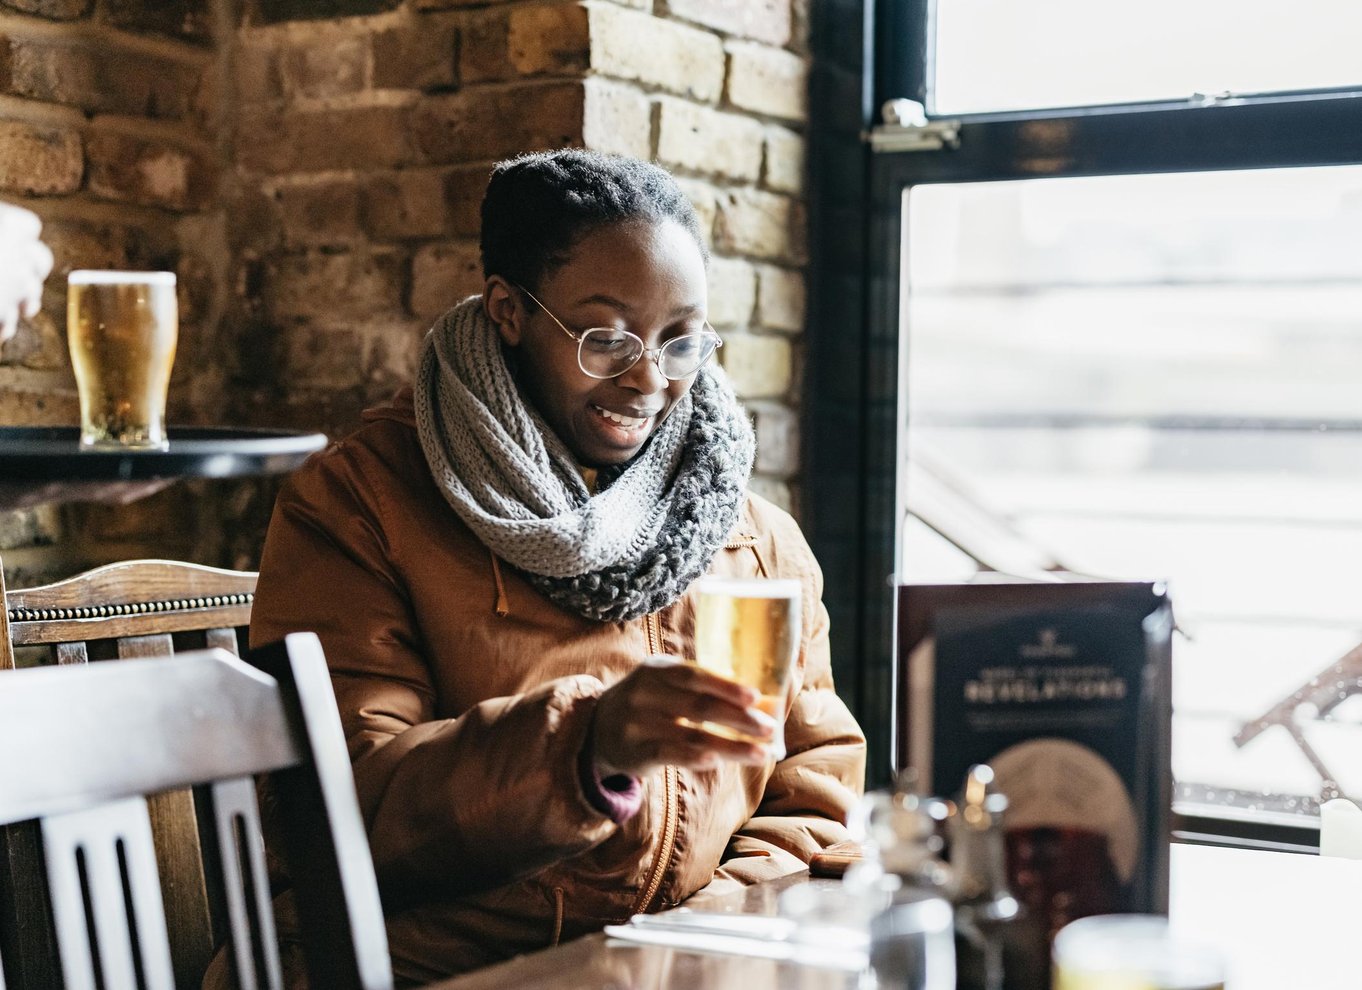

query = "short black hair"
480;149;707;292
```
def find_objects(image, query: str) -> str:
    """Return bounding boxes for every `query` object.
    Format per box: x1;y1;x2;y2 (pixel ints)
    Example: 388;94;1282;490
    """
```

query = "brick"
43;220;138;276
265;249;404;321
282;324;364;388
254;0;399;23
582;77;650;159
409;83;582;165
0;121;82;195
763;125;804;193
233;39;282;103
271;179;363;246
363;169;449;240
1;306;64;371
655;97;764;183
508;3;590;76
705;255;754;328
589;5;724;102
103;0;213;43
747;475;792;514
236;104;414;173
280;33;368;99
456;10;509;84
0;504;61;550
0;379;78;424
714;188;805;263
6;37;202;120
361;317;425;389
790;0;810;53
443;164;489;236
664;0;791;46
674;177;716;247
87;130;215;212
750;400;799;475
410;241;482;320
756;263;803;332
460;3;588;84
0;0;89;18
373;20;457;90
719;332;791;398
726;42;808;122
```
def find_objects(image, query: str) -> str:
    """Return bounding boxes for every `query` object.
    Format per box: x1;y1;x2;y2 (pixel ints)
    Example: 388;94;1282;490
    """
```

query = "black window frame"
806;0;1362;849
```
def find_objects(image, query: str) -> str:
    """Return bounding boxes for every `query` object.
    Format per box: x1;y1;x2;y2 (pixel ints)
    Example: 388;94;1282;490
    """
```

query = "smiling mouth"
591;404;656;432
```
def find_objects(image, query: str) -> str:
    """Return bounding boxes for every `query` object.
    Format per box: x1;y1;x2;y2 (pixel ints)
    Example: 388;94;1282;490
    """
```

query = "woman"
249;150;865;985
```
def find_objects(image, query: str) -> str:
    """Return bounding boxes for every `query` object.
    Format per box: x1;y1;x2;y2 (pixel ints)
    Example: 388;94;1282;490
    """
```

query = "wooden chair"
0;634;394;990
0;559;257;989
0;558;257;670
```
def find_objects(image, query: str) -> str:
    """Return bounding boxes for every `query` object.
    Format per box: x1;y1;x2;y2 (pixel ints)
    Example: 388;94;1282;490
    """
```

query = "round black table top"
0;426;329;509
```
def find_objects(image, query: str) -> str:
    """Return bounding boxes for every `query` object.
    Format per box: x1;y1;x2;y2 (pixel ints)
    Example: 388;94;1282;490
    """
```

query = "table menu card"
897;581;1173;935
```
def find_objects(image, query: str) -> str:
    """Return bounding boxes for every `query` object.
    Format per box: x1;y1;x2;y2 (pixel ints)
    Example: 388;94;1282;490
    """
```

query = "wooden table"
429;844;1356;989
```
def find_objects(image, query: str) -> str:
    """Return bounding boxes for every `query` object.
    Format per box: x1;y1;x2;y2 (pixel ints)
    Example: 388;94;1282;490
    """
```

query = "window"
864;0;1362;839
933;0;1362;114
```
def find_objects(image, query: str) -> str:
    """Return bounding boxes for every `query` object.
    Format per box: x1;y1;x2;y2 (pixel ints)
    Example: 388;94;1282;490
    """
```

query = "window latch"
867;99;962;153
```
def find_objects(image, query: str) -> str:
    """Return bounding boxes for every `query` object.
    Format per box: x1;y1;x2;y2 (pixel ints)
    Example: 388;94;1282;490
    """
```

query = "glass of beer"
690;577;802;760
1053;915;1226;990
67;270;178;450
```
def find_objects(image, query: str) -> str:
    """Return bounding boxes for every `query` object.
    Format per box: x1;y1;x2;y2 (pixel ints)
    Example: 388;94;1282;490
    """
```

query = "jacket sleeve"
704;517;868;894
251;439;619;901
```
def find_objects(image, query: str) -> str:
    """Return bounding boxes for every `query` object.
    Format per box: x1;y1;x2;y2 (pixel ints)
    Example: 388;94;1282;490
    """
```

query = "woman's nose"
615;352;668;394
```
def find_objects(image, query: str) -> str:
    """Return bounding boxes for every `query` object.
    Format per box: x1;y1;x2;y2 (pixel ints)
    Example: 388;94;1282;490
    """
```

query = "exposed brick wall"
0;0;812;586
0;0;240;584
230;0;810;513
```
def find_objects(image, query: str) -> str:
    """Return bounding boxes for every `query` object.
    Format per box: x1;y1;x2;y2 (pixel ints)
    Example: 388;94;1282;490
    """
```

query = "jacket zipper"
633;612;679;915
633;765;678;915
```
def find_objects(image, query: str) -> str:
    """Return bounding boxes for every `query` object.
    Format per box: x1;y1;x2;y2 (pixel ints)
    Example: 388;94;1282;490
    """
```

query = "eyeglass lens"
578;328;718;380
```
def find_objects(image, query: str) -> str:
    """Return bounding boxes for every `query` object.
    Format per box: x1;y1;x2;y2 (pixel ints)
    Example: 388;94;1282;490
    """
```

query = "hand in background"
592;655;776;778
0;202;55;344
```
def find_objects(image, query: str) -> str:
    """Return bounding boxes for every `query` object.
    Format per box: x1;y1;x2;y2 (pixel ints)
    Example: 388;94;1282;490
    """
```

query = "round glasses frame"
516;285;723;381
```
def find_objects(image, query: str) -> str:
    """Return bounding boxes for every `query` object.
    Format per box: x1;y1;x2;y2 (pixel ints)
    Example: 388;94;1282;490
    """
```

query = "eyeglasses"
516;285;723;381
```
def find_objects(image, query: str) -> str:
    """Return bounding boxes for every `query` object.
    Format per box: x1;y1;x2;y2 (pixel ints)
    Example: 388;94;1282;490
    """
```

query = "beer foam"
693;577;801;598
68;270;176;286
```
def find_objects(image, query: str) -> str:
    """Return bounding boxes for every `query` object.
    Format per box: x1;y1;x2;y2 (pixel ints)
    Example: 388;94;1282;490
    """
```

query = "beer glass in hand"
690;577;802;761
67;270;177;450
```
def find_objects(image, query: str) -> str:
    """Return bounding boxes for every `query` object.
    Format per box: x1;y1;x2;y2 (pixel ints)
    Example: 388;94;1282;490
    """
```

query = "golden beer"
1052;916;1225;990
690;577;802;758
67;271;178;449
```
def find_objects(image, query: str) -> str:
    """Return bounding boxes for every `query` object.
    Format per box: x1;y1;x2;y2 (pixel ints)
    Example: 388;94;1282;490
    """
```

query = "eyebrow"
573;294;704;320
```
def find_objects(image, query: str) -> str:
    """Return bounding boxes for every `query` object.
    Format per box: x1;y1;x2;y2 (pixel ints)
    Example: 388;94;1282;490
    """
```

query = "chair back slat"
55;642;88;665
42;797;176;990
204;777;284;990
118;632;174;659
0;641;394;990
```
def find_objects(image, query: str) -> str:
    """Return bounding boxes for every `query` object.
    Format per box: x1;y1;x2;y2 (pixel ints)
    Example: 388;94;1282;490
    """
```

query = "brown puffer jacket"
247;390;866;987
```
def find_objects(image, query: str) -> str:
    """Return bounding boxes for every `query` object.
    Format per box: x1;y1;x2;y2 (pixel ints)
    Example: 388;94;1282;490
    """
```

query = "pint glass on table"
690;576;802;761
1052;915;1226;990
67;270;178;450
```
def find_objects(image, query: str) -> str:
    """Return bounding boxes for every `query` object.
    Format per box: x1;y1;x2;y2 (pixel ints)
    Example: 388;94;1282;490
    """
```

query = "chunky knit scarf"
414;296;755;623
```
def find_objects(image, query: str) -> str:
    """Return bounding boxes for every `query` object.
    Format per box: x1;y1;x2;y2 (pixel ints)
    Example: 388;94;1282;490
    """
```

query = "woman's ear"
483;276;524;346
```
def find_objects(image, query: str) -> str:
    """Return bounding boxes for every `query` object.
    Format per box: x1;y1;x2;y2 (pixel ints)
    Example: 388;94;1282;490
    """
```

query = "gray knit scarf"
414;296;755;623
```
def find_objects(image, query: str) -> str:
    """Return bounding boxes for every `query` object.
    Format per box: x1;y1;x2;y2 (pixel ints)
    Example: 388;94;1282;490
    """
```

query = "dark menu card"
897;581;1173;933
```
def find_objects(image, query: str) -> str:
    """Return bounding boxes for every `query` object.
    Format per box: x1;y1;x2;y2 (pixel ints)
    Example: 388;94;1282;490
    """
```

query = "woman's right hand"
592;656;776;778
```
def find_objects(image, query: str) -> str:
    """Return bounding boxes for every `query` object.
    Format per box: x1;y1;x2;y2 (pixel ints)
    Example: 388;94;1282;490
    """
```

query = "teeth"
594;406;647;428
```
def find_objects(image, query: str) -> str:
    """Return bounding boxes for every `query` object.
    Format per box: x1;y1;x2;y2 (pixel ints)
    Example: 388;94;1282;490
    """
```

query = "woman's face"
486;219;709;469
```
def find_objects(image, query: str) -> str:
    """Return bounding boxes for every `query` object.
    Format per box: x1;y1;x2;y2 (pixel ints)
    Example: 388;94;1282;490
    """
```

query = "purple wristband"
578;738;643;825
